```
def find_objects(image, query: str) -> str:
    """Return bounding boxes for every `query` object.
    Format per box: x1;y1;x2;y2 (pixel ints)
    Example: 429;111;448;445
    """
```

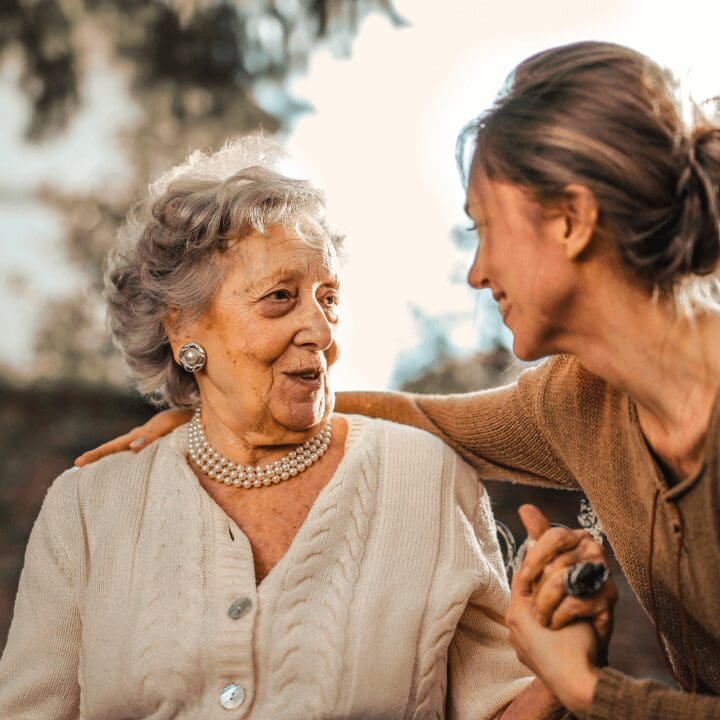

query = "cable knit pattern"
412;595;468;720
268;426;379;716
133;475;204;707
0;414;531;720
337;355;720;720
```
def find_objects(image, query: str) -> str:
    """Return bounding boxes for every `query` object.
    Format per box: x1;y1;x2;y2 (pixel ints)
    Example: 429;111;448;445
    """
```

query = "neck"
196;394;327;467
554;282;720;476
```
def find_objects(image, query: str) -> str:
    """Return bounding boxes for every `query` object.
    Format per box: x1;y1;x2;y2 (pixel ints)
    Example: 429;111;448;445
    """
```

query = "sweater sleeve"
335;358;578;489
0;471;82;719
588;667;720;720
446;484;535;720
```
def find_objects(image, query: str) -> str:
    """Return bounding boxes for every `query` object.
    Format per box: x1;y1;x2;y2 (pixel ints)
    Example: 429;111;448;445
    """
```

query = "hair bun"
672;128;720;279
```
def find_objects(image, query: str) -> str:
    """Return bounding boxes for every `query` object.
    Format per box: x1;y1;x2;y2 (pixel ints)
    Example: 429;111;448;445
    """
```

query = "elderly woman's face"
180;225;340;434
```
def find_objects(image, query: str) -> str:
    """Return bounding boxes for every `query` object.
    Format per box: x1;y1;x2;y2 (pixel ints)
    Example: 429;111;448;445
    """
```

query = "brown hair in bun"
458;41;720;294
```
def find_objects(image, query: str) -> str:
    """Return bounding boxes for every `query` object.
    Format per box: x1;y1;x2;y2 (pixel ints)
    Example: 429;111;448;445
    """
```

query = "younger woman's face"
465;174;582;360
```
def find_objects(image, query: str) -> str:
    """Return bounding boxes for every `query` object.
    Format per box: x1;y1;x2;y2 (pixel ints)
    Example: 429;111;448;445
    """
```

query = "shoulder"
41;428;188;538
343;413;483;505
522;355;627;459
528;354;619;404
347;413;466;467
517;354;608;401
49;437;163;502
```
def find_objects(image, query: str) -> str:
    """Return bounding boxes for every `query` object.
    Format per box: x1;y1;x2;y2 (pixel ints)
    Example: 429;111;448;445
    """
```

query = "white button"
220;683;245;709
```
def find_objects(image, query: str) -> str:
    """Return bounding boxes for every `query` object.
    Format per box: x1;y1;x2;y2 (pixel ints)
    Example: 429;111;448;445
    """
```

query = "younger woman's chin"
511;334;548;362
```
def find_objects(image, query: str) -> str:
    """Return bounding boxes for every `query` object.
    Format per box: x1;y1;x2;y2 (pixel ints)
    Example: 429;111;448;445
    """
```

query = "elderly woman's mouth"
284;369;324;387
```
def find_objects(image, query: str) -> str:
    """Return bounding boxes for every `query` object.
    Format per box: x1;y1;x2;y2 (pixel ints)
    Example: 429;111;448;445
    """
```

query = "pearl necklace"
187;409;332;489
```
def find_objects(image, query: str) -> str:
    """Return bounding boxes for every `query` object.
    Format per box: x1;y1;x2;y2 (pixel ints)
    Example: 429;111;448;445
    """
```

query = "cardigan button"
220;683;245;709
228;596;253;620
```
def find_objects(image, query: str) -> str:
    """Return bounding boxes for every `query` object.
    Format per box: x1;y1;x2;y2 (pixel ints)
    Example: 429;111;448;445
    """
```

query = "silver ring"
563;561;609;599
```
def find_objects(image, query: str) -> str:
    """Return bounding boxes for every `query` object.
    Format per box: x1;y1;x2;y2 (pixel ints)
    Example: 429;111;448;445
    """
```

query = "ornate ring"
563;561;609;599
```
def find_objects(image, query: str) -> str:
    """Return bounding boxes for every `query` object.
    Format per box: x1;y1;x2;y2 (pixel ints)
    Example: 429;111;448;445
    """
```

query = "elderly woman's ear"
164;307;182;350
164;308;193;360
165;309;209;375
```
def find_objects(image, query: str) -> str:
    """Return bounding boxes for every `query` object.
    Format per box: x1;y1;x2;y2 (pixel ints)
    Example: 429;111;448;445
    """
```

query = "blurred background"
3;0;719;682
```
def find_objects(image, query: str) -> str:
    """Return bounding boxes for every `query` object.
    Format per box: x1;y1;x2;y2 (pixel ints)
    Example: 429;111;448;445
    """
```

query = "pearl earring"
178;341;207;373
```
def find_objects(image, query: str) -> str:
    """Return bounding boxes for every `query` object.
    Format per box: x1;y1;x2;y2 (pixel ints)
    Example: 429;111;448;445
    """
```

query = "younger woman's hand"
74;408;192;466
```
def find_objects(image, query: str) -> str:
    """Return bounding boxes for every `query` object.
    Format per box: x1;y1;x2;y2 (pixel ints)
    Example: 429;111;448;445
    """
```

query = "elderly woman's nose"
295;298;334;349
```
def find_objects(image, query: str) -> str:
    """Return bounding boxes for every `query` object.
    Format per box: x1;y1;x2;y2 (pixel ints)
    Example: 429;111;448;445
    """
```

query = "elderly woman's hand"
74;408;192;466
516;504;617;648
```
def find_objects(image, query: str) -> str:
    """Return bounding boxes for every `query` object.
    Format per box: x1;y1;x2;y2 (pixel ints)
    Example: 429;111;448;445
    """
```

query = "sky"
2;0;720;390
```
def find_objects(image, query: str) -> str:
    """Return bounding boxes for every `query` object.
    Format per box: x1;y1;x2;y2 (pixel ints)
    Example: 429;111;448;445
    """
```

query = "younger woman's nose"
467;245;490;290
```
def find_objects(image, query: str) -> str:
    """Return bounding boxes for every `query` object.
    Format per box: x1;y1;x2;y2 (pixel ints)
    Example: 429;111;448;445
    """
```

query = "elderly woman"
0;138;556;719
83;42;720;719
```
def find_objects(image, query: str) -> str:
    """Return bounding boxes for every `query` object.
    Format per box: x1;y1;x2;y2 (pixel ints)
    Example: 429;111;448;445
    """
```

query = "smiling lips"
492;292;512;322
284;368;324;386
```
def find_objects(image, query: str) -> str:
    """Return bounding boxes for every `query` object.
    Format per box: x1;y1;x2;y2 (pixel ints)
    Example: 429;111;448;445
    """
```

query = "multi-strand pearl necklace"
187;408;332;489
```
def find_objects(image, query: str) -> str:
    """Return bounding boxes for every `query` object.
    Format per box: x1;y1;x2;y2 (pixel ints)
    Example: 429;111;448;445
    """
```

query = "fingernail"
129;437;148;450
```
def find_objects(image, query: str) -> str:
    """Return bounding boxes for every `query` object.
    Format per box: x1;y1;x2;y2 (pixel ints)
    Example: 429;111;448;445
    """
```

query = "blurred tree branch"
2;0;404;140
1;0;402;388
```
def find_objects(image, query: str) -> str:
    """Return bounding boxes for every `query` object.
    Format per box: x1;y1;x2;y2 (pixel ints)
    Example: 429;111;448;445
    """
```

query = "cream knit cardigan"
0;415;531;719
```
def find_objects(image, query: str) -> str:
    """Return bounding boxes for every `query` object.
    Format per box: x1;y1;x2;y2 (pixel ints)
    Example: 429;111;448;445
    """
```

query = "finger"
521;527;589;585
518;504;551;540
551;599;615;649
549;596;604;628
534;541;605;593
532;534;610;609
548;581;618;632
74;430;145;466
511;558;537;599
593;609;614;646
148;408;192;435
73;409;191;466
533;568;569;625
535;536;607;589
533;548;605;622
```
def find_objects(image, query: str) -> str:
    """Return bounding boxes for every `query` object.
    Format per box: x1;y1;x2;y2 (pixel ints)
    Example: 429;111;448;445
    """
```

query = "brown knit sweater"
335;354;720;720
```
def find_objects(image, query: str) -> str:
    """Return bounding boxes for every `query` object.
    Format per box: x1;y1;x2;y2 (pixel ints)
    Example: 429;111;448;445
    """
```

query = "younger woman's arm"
336;358;578;490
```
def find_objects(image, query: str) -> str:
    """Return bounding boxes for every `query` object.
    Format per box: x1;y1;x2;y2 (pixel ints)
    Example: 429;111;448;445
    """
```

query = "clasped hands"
506;504;618;717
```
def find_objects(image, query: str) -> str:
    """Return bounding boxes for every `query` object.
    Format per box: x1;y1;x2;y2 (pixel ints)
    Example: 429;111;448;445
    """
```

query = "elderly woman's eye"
267;289;292;301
